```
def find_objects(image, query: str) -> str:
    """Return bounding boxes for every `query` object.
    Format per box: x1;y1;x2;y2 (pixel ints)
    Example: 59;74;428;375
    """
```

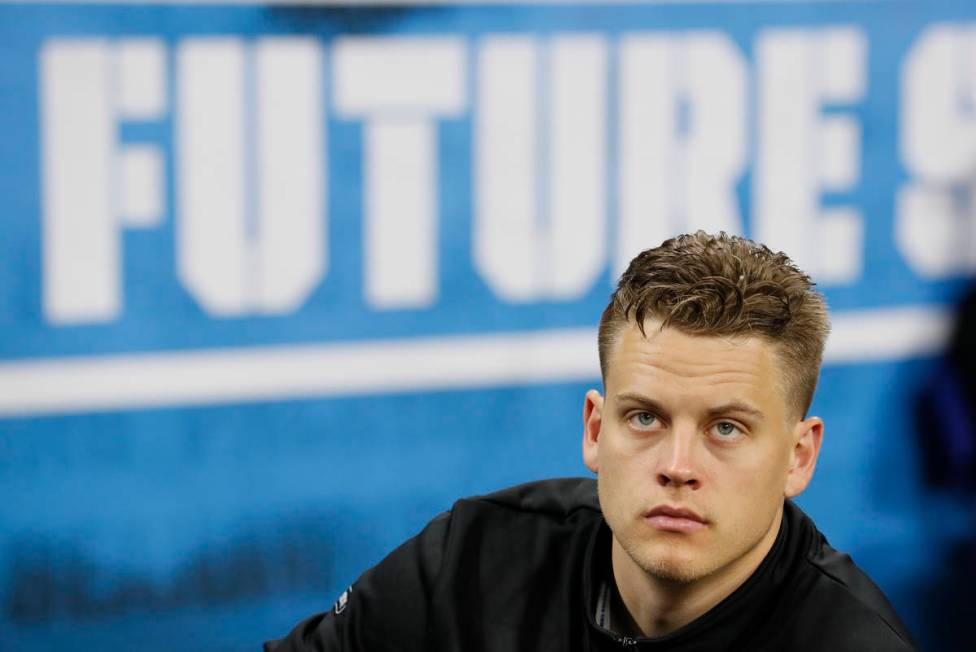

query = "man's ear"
582;389;604;474
784;416;824;498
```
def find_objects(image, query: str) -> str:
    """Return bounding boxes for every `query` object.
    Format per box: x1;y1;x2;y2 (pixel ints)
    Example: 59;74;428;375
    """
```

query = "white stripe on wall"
0;305;953;417
824;305;952;364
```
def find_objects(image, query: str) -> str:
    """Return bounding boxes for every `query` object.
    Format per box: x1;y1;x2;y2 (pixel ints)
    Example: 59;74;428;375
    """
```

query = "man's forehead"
604;321;788;405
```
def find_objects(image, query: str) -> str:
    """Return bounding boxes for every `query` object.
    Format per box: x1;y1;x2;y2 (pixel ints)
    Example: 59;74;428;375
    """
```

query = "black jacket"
266;478;916;651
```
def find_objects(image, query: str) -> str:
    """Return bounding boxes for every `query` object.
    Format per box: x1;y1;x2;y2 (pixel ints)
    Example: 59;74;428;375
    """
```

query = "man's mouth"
643;505;707;533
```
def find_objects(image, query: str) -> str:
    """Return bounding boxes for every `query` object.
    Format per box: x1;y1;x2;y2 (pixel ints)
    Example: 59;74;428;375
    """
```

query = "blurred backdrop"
1;0;975;650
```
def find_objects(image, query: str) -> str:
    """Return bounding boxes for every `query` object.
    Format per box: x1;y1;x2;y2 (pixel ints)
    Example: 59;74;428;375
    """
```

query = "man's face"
582;321;822;585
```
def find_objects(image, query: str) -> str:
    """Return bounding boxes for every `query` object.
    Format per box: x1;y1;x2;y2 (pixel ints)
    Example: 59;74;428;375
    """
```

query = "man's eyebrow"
613;394;765;421
613;393;667;412
705;402;765;421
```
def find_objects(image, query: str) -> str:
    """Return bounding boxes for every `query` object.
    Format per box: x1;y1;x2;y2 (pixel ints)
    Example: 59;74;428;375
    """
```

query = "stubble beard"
616;510;782;590
618;532;709;585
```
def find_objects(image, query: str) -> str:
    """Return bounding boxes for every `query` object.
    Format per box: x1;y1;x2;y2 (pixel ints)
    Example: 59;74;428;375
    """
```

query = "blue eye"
713;422;740;438
631;412;657;428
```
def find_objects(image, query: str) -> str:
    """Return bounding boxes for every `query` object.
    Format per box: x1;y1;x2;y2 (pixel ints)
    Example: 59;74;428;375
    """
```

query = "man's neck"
609;508;784;638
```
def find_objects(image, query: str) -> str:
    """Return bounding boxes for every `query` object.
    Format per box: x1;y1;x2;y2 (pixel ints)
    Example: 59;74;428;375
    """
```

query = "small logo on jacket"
334;586;352;615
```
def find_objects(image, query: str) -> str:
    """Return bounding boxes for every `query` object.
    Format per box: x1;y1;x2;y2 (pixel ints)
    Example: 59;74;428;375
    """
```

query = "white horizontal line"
0;305;952;417
824;305;953;364
0;328;601;417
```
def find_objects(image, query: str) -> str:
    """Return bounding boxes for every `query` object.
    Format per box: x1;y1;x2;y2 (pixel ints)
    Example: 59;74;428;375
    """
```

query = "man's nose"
656;425;701;490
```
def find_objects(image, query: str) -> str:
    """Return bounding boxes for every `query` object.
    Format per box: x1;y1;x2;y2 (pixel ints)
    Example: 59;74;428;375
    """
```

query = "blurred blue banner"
1;1;975;650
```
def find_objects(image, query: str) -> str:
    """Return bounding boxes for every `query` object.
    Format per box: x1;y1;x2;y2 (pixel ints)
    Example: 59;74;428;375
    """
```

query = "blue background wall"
1;2;974;650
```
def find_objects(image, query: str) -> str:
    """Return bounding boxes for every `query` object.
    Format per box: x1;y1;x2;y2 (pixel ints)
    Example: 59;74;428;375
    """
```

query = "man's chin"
624;542;708;584
641;558;706;584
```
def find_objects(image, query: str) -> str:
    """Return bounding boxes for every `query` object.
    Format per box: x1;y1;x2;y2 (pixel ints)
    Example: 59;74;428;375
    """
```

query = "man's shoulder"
455;476;601;519
439;477;603;560
777;573;917;651
781;502;917;651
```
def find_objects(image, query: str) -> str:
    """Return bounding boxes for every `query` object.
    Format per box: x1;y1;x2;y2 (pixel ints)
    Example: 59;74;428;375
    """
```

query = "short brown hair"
598;232;830;419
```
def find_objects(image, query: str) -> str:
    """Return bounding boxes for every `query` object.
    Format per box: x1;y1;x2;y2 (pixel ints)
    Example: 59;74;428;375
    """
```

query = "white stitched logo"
334;586;352;614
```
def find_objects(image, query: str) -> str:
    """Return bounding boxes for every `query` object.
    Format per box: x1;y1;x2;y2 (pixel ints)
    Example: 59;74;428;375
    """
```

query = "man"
266;232;916;651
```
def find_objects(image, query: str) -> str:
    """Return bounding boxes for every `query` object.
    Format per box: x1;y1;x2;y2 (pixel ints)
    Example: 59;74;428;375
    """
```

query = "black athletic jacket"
266;478;917;651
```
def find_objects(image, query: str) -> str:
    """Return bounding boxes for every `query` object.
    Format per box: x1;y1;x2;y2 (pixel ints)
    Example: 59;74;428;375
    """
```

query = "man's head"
582;232;829;591
598;231;829;421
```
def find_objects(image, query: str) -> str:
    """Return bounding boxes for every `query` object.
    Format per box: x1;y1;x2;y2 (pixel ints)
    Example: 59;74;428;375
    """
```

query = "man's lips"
643;506;707;533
